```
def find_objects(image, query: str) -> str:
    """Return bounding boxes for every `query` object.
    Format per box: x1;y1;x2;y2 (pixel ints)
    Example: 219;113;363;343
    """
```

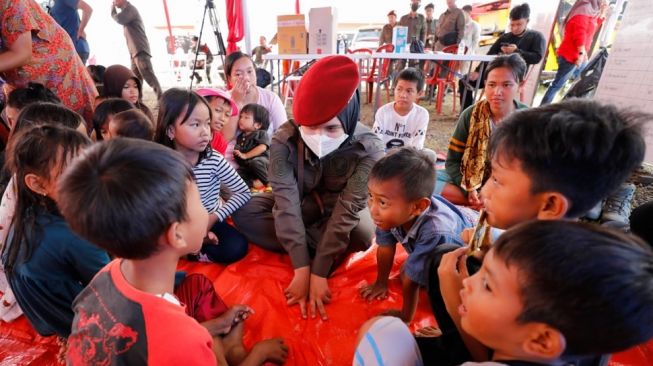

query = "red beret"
293;55;360;126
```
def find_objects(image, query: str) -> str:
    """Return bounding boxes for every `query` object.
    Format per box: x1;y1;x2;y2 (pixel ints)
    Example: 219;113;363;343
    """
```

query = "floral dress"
0;0;97;124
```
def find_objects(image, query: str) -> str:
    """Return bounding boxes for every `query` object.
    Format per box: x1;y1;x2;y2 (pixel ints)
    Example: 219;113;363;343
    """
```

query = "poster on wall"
595;0;653;164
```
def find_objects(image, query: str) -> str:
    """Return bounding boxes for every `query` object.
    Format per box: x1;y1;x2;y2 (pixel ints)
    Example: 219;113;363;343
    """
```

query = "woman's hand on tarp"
285;266;310;319
309;274;332;320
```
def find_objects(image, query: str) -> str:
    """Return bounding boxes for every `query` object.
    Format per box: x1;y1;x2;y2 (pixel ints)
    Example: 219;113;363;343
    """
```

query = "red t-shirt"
211;132;228;155
557;14;598;64
66;260;216;366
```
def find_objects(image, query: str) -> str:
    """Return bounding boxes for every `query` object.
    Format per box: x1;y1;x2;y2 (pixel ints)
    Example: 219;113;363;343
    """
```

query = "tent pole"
242;0;252;54
162;0;175;53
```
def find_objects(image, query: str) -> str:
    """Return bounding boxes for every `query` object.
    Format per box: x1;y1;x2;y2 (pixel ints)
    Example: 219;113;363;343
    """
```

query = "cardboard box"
277;14;308;54
308;7;337;54
393;26;408;53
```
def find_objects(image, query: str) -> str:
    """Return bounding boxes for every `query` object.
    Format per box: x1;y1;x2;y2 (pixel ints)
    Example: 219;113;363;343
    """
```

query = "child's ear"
254;122;262;130
164;222;186;251
24;173;48;196
537;192;569;221
166;126;175;141
412;197;431;216
522;324;566;360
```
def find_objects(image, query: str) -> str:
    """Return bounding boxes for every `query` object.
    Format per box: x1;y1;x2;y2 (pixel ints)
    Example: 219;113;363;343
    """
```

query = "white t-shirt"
372;102;429;150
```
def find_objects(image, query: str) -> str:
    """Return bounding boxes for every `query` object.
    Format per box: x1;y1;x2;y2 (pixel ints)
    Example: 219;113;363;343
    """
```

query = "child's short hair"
58;139;195;260
7;82;60;109
489;99;647;218
395;68;424;92
111;109;154;140
369;147;435;201
494;220;653;356
240;103;270;131
93;98;135;140
14;103;83;132
462;5;472;12
425;3;434;10
509;3;530;20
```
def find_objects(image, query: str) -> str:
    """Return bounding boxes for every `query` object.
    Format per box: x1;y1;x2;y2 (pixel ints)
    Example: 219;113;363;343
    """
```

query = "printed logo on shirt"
386;139;405;150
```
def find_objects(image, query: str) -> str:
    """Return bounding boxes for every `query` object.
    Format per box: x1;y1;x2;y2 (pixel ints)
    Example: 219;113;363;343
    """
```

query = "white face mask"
299;128;349;159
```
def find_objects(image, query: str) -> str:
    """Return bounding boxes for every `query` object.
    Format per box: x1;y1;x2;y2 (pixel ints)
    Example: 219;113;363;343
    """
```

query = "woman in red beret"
233;56;384;320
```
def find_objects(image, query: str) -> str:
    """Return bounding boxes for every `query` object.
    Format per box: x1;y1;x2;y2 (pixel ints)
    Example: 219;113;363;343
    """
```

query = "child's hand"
460;228;474;244
202;304;254;336
360;281;388;301
228;304;254;326
438;247;469;318
204;231;219;245
284;267;310;319
251;338;289;365
309;274;332;320
467;190;483;210
233;150;246;159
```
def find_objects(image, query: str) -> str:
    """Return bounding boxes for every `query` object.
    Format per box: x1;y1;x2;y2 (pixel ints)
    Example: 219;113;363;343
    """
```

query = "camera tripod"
190;0;227;89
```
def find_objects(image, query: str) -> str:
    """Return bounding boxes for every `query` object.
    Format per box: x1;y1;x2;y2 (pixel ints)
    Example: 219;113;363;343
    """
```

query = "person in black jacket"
459;3;546;110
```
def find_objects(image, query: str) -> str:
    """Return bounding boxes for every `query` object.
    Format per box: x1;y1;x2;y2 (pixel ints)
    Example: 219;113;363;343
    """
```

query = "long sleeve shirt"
111;1;150;57
399;13;426;43
557;14;599;64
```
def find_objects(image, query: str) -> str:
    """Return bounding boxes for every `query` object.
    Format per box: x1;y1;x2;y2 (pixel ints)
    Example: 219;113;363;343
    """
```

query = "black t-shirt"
486;29;547;65
234;130;270;158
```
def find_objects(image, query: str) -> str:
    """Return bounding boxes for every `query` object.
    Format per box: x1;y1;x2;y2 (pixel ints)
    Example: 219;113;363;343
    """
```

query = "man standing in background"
111;0;162;98
434;0;465;51
400;0;426;45
51;0;93;64
380;10;398;46
424;3;437;50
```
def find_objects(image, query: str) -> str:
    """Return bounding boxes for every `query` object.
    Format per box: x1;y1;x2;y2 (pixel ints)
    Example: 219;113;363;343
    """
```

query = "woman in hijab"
540;0;608;105
233;56;384;321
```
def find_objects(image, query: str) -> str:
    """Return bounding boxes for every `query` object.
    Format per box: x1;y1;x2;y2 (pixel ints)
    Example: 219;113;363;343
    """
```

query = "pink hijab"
565;0;604;24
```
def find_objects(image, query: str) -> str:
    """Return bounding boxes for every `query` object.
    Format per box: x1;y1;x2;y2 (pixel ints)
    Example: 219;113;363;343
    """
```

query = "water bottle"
457;40;465;55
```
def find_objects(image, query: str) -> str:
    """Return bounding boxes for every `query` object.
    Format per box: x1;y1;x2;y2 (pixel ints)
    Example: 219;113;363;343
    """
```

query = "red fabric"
65;260;216;366
293;56;360;126
557;14;598;64
211;132;229;155
175;273;228;323
225;0;244;54
3;246;653;365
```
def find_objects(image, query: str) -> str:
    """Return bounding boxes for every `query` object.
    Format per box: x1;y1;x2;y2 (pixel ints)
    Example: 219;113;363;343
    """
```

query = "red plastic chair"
424;44;465;114
366;44;394;104
347;48;373;93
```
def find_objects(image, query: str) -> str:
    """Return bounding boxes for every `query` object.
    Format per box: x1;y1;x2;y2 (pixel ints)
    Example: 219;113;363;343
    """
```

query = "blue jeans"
540;56;579;105
199;220;249;264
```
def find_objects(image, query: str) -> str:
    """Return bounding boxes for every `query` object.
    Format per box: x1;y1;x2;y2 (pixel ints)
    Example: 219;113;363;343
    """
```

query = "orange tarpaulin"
1;245;653;365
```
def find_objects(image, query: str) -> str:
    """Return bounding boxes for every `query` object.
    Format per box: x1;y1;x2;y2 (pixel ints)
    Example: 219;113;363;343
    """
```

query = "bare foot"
248;338;289;365
223;321;247;365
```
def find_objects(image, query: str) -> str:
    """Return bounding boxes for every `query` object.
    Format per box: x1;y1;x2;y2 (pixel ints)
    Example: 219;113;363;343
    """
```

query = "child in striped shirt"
155;88;251;264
